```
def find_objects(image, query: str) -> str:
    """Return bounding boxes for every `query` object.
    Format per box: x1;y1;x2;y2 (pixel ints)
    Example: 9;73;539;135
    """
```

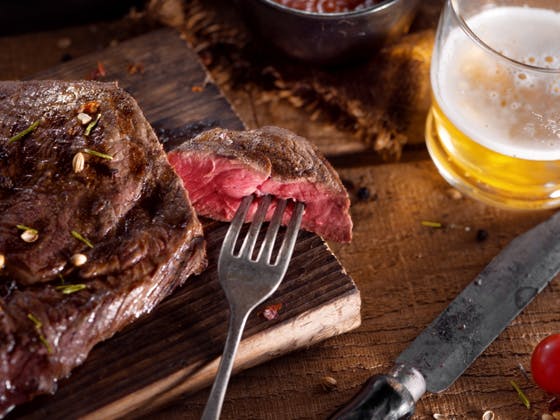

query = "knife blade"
331;211;560;420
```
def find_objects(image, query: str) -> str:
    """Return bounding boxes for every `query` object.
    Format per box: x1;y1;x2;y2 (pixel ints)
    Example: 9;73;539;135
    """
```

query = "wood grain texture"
4;28;360;418
328;163;560;420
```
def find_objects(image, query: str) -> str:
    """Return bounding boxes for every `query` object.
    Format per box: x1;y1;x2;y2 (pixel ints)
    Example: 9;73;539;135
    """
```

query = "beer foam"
434;6;560;160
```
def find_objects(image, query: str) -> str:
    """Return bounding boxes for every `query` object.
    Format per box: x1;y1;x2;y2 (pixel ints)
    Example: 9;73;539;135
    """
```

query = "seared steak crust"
0;81;206;414
168;126;352;242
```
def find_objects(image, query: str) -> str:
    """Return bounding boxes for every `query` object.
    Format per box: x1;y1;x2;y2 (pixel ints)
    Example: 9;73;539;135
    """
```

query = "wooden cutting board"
9;28;360;418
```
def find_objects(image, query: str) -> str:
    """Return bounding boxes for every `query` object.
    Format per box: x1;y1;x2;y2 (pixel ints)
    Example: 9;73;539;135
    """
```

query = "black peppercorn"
357;187;370;201
476;229;488;242
60;53;73;62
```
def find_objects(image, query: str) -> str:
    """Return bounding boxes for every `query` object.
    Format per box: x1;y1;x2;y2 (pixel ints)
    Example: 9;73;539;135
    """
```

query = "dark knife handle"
329;365;426;420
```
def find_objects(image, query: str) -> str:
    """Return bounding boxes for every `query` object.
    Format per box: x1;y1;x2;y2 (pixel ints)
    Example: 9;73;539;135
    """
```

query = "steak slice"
0;80;206;414
168;126;352;242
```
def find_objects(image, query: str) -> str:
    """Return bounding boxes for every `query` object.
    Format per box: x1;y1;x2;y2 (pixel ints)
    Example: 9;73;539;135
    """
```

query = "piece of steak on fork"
168;126;353;243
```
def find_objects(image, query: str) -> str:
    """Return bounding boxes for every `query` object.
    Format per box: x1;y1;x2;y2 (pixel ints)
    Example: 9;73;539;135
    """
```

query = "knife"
331;211;560;420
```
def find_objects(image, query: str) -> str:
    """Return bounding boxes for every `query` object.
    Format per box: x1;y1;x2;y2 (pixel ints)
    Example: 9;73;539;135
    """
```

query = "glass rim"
450;0;560;74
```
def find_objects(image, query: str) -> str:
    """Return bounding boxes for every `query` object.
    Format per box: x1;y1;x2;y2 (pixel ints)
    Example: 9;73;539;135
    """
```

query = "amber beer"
426;2;560;209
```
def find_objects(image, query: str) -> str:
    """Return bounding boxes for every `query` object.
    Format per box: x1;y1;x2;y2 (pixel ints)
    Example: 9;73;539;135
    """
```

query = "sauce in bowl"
271;0;383;13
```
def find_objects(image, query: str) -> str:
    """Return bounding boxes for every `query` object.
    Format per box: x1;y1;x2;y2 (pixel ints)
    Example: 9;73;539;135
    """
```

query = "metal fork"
201;194;305;420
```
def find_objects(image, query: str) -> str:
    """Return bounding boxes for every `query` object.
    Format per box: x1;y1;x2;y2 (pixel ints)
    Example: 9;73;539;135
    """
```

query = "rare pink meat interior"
168;126;352;243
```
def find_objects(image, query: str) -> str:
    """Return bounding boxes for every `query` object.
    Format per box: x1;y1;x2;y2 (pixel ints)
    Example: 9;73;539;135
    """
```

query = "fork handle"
201;309;249;420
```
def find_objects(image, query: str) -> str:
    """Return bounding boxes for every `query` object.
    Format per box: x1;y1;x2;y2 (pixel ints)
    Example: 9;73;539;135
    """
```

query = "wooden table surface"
1;5;559;420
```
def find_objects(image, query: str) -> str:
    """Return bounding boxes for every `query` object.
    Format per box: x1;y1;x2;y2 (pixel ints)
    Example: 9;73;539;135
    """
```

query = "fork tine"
275;201;304;266
221;195;254;257
239;195;272;259
256;198;287;264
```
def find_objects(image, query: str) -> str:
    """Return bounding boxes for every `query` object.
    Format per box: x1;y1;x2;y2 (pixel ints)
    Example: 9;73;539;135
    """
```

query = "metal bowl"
238;0;420;65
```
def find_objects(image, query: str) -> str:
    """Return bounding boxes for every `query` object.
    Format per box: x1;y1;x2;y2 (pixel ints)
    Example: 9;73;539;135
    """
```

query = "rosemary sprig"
421;220;443;228
27;312;42;328
27;313;52;354
17;224;39;242
16;224;38;234
83;148;113;160
510;380;531;409
84;113;101;136
8;120;40;144
38;335;52;354
55;284;87;294
71;230;94;248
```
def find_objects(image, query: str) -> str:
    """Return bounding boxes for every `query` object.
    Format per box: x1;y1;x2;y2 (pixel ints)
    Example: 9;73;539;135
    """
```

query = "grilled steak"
168;126;352;242
0;80;206;414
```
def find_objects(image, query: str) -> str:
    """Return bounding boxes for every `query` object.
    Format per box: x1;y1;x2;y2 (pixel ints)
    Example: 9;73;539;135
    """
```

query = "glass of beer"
426;0;560;209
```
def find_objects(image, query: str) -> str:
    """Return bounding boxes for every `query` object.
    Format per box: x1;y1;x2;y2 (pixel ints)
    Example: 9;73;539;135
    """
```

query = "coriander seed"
482;411;495;420
72;152;85;173
21;229;39;243
321;375;337;391
71;253;88;267
77;112;92;125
